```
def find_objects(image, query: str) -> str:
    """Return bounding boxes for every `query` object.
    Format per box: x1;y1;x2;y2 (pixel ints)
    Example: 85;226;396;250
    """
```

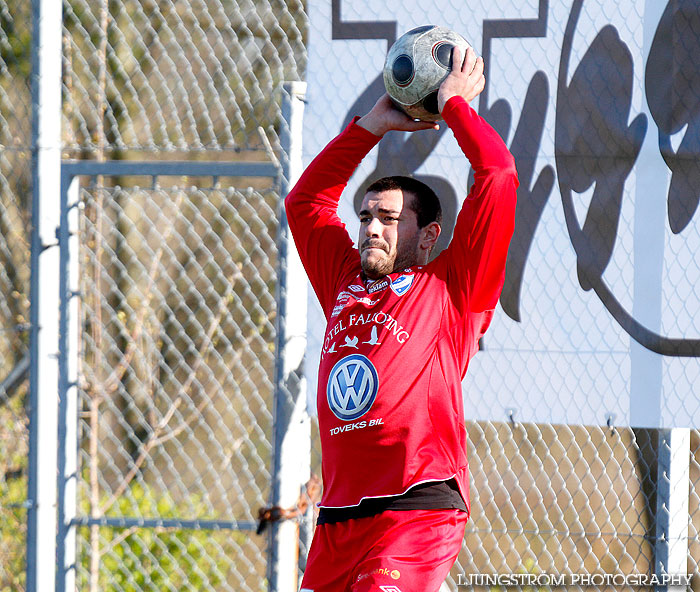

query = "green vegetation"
77;482;248;592
0;387;28;592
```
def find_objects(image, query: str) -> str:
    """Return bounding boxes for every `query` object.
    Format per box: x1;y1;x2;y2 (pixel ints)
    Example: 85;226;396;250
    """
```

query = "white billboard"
301;0;700;428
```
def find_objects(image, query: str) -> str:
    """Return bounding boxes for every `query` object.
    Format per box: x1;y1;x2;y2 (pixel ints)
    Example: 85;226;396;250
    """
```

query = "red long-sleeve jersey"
285;96;518;511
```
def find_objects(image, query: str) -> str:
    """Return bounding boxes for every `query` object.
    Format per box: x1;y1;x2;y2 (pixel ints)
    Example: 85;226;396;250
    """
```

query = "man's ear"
419;222;441;252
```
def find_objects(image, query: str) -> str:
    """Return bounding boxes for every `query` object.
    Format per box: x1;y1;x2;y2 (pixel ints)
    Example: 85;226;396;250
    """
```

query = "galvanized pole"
269;81;310;592
654;429;690;592
27;0;64;591
632;2;691;588
57;176;81;592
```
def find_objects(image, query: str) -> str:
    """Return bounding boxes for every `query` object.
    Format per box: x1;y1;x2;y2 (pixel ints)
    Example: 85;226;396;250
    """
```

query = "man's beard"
360;240;394;279
360;235;419;279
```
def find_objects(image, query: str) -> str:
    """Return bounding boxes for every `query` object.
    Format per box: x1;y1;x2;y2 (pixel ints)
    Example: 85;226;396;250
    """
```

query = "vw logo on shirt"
326;354;379;421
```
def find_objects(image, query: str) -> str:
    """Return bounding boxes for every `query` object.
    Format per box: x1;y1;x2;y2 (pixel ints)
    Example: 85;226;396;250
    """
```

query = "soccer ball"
383;25;471;122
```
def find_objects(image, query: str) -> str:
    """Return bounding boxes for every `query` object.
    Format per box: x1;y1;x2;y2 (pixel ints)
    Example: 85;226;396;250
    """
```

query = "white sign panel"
301;0;700;428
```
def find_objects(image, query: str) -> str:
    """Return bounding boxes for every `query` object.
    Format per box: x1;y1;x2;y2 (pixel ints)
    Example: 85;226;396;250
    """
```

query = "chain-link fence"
451;424;696;587
62;0;306;157
74;177;280;590
61;0;305;589
4;0;306;590
3;0;700;591
0;0;32;589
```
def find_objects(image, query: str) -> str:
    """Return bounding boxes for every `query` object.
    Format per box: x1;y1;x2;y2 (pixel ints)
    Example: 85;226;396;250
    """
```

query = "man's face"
358;189;421;280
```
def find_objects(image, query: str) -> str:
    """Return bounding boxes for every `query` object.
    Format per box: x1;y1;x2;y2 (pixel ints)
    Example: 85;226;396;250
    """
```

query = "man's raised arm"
436;47;519;314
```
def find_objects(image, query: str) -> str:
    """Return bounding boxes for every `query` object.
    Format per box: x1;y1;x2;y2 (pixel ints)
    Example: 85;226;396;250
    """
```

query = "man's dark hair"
364;176;442;228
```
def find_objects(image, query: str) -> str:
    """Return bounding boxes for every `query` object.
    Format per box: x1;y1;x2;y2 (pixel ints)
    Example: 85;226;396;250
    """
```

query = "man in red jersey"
286;46;518;592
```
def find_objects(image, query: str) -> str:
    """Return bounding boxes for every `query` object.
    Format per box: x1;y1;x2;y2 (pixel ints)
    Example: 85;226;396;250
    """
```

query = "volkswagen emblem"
326;354;379;421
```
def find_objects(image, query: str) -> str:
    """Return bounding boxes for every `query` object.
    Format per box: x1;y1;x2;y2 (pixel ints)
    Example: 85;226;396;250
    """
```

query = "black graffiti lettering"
331;0;700;356
646;0;700;234
556;0;647;292
499;72;555;322
331;0;396;46
555;0;700;357
466;0;554;322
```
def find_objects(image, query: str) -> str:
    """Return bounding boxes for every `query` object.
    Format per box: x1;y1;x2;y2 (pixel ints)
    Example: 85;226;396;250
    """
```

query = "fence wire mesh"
452;424;658;586
0;0;32;589
62;0;306;156
76;179;279;590
2;0;700;590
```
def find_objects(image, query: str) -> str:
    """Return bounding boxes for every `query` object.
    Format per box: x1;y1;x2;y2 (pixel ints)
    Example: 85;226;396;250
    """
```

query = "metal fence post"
269;81;310;592
654;428;690;591
27;0;63;591
57;175;81;592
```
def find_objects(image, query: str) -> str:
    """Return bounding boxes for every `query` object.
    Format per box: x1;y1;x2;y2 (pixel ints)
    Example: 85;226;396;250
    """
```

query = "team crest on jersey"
326;354;378;421
390;274;414;296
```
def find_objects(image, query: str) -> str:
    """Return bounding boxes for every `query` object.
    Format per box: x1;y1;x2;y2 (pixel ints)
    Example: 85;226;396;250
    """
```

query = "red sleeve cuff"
441;95;471;122
348;116;385;143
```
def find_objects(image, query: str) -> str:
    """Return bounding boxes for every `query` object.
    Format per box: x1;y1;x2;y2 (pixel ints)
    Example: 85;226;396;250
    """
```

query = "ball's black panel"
423;90;440;114
434;42;454;68
406;25;435;36
392;55;414;86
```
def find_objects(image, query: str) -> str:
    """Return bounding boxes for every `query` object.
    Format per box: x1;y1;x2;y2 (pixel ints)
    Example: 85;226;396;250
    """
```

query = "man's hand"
437;46;485;113
357;93;439;137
